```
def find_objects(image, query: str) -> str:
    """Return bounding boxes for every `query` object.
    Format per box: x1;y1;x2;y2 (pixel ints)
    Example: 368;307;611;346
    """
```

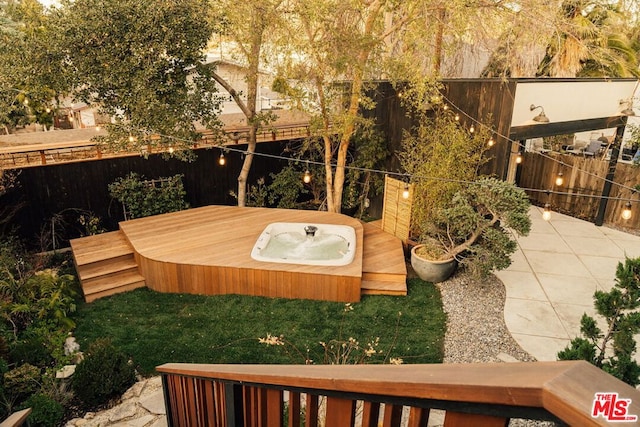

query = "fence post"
595;121;627;226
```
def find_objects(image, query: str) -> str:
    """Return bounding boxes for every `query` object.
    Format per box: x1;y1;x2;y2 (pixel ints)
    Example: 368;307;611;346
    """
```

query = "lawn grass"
73;278;445;375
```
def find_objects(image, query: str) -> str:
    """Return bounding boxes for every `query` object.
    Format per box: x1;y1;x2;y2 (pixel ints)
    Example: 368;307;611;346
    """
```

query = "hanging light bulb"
454;113;460;121
542;203;552;221
443;104;449;110
218;152;226;166
402;183;410;199
303;169;312;184
469;124;475;133
487;137;495;147
622;201;632;220
555;172;564;186
515;152;523;164
168;146;174;154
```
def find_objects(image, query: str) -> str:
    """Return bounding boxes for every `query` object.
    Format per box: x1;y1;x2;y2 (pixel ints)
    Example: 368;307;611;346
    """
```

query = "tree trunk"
325;2;382;213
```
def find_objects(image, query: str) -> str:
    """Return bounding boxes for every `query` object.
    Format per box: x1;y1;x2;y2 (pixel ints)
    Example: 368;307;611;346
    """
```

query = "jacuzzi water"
250;222;356;266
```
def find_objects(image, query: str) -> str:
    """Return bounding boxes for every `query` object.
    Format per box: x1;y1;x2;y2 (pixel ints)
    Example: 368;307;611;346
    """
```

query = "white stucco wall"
511;80;639;127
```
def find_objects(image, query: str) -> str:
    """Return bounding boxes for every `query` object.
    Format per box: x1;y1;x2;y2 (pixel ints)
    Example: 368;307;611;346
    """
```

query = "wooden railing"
157;361;640;426
0;122;321;169
0;408;31;427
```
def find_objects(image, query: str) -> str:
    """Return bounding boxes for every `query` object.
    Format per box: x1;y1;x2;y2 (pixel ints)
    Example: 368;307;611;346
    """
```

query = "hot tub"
250;222;356;266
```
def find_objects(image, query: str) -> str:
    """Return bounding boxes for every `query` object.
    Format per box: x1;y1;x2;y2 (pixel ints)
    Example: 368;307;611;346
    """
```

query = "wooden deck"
71;206;406;302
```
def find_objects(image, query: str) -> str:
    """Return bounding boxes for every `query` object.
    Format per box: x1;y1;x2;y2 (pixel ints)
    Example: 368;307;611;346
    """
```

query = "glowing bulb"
45;107;51;113
303;169;311;184
542;203;552;221
402;185;410;199
515;152;523;164
219;153;226;166
487;137;495;147
95;125;101;132
469;125;475;133
168;146;174;154
454;113;460;121
622;202;632;220
555;172;564;187
128;135;136;143
443;104;449;110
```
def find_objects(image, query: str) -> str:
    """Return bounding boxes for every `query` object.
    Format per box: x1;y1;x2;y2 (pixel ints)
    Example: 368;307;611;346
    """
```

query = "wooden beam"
509;116;628;140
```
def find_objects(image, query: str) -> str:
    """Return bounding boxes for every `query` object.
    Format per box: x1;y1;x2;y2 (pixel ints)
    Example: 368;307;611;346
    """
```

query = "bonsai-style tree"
558;257;640;387
418;177;531;278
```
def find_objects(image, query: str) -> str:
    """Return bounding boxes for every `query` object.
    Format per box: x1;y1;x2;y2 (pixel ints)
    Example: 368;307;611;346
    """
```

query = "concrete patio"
496;205;640;362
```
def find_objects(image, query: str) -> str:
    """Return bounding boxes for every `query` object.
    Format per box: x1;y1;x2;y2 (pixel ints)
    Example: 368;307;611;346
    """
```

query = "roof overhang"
510;116;629;140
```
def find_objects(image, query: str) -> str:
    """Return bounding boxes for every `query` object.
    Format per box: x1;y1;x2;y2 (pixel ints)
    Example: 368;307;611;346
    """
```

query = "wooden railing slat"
305;394;319;427
214;381;227;427
266;388;283;426
362;401;381;427
202;379;217;426
382;403;403;427
186;377;198;425
325;396;356;427
288;392;301;427
407;407;429;427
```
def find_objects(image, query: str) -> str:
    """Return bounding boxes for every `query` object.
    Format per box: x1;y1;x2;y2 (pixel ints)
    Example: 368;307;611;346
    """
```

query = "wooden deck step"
361;222;407;296
70;231;136;266
82;270;146;303
70;230;146;302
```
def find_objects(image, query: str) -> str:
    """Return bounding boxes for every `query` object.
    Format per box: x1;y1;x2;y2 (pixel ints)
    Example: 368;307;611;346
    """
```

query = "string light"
119;84;640;207
402;183;410;199
542;203;552;221
622;201;632;220
469;124;475;133
515;152;523;164
303;168;311;184
555;172;564;187
95;125;101;132
168;146;174;154
218;152;226;166
128;135;136;143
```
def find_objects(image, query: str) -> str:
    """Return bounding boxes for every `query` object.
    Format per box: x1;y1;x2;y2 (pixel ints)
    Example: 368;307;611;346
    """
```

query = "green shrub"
17;393;64;427
9;334;53;368
108;172;189;219
558;257;640;386
4;364;41;401
71;339;136;408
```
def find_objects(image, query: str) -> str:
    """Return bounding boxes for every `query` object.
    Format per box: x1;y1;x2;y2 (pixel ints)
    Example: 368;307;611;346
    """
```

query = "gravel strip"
438;272;535;364
431;270;558;427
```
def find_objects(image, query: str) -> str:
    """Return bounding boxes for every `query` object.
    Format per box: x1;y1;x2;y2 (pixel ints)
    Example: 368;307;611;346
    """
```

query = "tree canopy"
53;0;222;158
2;0;638;207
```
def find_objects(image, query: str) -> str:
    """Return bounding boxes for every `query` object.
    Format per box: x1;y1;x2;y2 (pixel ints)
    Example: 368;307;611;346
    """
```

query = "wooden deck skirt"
118;206;367;302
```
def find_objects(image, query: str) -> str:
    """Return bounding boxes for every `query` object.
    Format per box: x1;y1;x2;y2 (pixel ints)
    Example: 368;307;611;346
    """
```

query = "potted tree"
410;177;531;282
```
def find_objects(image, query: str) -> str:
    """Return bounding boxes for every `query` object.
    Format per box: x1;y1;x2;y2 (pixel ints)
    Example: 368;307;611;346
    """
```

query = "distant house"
203;54;287;115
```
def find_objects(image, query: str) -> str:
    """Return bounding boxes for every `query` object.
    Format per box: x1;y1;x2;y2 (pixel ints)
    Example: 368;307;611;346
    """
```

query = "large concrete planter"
410;245;457;283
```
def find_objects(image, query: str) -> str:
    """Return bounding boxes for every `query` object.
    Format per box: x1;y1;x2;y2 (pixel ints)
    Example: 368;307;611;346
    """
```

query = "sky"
38;0;60;8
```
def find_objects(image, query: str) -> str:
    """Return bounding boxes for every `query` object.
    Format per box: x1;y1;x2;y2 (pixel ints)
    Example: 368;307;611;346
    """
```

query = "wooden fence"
380;175;413;243
518;152;640;229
